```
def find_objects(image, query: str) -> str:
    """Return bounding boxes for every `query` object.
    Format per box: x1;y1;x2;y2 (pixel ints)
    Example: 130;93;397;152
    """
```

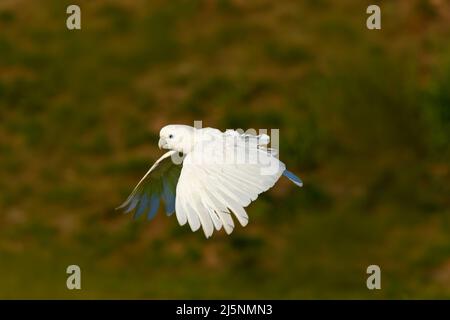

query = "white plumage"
117;125;302;238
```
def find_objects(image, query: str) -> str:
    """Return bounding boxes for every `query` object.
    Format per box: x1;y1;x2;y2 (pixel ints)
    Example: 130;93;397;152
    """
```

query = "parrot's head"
159;125;195;154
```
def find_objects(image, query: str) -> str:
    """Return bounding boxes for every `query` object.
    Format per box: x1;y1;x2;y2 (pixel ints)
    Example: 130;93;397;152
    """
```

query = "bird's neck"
177;130;196;154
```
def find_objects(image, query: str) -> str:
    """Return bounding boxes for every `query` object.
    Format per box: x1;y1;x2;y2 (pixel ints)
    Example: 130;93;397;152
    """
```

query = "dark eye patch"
169;134;173;139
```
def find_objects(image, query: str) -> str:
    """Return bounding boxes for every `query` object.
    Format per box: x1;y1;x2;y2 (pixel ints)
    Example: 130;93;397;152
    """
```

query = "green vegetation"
0;0;449;298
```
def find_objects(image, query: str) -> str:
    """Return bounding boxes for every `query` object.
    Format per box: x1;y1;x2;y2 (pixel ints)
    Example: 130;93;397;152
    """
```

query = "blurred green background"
0;0;449;299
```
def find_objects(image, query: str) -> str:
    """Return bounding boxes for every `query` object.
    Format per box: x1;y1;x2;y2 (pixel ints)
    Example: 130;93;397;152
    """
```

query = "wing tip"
115;200;129;211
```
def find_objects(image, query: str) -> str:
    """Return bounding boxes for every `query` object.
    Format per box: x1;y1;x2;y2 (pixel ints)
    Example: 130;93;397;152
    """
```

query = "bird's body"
118;125;302;238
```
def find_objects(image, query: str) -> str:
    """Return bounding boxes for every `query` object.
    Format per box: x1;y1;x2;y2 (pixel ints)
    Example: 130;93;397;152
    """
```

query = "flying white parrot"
117;125;302;238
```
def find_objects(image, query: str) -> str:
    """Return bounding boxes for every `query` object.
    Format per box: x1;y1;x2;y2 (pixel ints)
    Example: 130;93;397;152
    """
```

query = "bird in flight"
117;125;302;238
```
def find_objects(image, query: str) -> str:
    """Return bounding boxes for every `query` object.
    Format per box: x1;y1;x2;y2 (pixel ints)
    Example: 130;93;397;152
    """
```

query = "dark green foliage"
0;0;449;299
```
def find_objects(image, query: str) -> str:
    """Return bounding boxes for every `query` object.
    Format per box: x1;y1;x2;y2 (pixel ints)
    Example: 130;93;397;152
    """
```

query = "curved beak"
158;138;166;149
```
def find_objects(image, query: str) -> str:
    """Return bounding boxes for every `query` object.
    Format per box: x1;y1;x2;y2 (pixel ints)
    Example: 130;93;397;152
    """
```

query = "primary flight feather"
117;125;303;238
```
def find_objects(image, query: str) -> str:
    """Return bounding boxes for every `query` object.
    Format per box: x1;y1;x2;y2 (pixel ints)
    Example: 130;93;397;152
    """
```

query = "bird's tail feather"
283;170;303;187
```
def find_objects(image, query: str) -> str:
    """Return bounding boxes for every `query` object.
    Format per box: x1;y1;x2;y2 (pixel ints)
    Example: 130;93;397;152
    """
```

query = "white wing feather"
175;131;285;237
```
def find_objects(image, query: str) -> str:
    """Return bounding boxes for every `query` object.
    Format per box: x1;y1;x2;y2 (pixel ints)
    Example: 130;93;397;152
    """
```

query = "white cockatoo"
117;125;302;238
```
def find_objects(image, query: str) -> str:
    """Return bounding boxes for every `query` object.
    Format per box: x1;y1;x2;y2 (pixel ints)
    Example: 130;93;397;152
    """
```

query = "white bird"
117;125;303;238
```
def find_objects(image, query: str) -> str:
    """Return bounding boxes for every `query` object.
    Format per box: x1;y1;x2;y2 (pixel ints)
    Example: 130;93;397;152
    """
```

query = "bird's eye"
169;134;173;139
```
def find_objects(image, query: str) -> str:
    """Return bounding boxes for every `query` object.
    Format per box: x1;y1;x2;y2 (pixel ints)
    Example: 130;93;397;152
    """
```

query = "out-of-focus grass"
0;0;449;298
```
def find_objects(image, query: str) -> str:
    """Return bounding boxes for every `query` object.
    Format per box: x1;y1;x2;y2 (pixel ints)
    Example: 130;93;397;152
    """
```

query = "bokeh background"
0;0;449;299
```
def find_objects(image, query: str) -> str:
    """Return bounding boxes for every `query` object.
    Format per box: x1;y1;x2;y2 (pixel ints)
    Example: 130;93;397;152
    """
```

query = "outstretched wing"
175;133;286;238
117;150;182;220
